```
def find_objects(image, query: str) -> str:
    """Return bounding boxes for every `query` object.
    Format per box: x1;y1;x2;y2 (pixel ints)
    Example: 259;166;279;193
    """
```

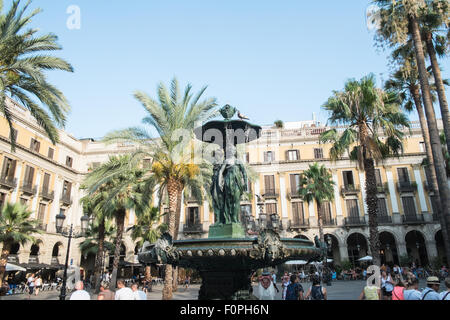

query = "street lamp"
55;213;89;300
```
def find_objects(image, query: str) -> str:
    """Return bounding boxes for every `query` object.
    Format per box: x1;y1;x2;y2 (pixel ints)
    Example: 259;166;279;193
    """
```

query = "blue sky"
6;0;449;139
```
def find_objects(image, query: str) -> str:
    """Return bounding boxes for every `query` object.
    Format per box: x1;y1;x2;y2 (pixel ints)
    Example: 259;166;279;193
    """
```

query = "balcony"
263;189;279;199
376;183;389;194
344;216;367;227
40;188;55;201
0;176;17;190
21;182;37;195
288;189;302;199
397;181;418;193
322;218;337;226
402;214;425;224
341;184;360;196
183;223;204;234
60;193;73;206
289;219;310;230
377;215;392;224
423;182;435;194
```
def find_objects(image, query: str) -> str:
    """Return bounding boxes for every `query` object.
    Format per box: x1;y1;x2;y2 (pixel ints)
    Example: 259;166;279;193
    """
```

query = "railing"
402;214;425;224
376;183;389;194
60;193;73;206
264;189;279;199
40;189;55;201
322;218;337;226
183;223;204;233
288;190;302;199
423;182;436;193
344;216;367;226
377;215;392;224
21;182;37;195
289;219;310;229
397;181;418;193
341;184;360;196
0;176;17;189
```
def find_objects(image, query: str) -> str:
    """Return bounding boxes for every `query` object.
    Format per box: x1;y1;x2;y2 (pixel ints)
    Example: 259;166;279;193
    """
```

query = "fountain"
138;105;327;300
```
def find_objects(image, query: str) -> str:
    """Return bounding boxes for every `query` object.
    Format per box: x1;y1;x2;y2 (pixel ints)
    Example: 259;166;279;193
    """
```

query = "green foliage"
274;120;284;128
340;259;353;271
0;202;41;246
399;254;412;267
0;0;73;151
127;206;167;247
79;219;116;258
430;256;443;270
299;163;335;207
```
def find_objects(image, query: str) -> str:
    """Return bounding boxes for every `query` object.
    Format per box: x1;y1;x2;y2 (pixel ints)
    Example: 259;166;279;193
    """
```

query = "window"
30;138;40;153
346;199;360;217
377;198;388;216
314;148;324;159
23;165;35;185
1;157;16;180
264;175;276;194
343;171;355;188
320;202;333;223
397;168;410;183
48;148;54;160
402;196;417;216
42;173;51;192
65;156;73;168
375;169;383;187
286;150;299;161
187;207;199;225
266;203;277;214
291;202;305;225
290;174;302;194
62;181;72;198
264;151;275;162
37;203;46;222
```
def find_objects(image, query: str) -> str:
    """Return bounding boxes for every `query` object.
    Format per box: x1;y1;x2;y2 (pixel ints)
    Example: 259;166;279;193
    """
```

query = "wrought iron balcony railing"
341;184;360;196
402;214;425;224
263;189;279;199
397;181;418;193
21;182;37;195
60;193;73;206
183;223;204;233
37;223;47;232
40;188;55;201
289;219;310;229
377;215;392;224
376;183;389;194
0;176;17;189
288;190;302;199
322;218;337;226
344;216;367;227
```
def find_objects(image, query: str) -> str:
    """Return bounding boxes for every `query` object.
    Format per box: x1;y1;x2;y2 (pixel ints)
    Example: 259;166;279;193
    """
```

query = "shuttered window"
375;169;383;186
37;203;46;222
320;202;332;222
266;203;277;214
264;151;274;162
314;148;324;159
0;193;6;212
402;197;417;216
286;150;299;161
397;168;410;183
292;202;305;224
30;139;40;153
1;157;16;179
346;199;360;217
187;207;199;225
377;198;388;216
343;171;355;187
264;175;275;194
62;181;72;198
24;166;35;185
42;173;50;192
290;174;301;194
48;148;54;160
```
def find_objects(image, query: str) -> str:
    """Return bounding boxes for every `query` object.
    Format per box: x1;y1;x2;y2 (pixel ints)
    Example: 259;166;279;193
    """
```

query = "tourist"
421;277;441;300
27;273;35;297
34;275;42;296
392;277;405;300
362;269;367;281
115;279;135;300
358;275;381;300
440;277;450;301
404;277;421;300
97;282;115;300
281;272;290;299
257;272;276;300
184;276;190;291
131;283;147;300
285;274;304;300
381;271;394;300
305;276;327;300
69;281;91;300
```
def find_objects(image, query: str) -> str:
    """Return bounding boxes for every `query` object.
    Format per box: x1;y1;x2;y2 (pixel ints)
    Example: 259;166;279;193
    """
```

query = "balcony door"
346;199;360;218
402;196;417;217
264;175;275;195
320;202;332;224
343;171;355;189
397;168;410;184
292;202;305;225
187;207;199;225
23;166;35;186
290;174;301;195
1;157;16;180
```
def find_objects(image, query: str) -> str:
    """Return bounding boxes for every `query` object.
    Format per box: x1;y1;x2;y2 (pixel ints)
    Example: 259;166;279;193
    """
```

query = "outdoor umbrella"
6;263;26;272
285;260;307;265
358;256;373;262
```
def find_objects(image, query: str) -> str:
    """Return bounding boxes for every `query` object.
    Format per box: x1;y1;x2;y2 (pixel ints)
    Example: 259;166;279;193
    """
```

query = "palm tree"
102;78;217;300
320;74;409;266
0;0;73;151
375;0;450;267
128;206;167;285
299;163;335;244
0;202;41;287
83;155;148;290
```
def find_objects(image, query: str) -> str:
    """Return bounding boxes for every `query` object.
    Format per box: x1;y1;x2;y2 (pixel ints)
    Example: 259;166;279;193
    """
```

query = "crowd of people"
69;279;148;300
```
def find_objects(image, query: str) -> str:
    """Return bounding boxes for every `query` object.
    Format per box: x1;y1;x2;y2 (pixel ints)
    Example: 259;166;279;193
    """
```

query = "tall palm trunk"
172;188;183;293
93;218;106;293
145;265;152;283
0;241;12;287
316;202;324;243
162;178;182;300
410;15;450;263
425;31;450;153
364;157;381;266
110;209;126;290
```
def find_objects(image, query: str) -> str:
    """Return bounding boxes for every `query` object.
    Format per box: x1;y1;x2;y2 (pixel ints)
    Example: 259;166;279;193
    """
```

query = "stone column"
386;169;400;214
425;240;438;261
339;244;349;262
397;241;408;258
10;161;23;202
413;166;428;213
31;170;42;217
49;176;62;233
279;174;288;219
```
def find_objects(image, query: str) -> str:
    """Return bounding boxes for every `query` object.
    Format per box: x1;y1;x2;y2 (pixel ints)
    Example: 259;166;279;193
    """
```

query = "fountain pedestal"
208;223;246;239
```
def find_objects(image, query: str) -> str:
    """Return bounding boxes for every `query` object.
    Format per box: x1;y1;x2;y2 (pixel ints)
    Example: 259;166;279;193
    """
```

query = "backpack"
285;283;299;300
311;286;324;300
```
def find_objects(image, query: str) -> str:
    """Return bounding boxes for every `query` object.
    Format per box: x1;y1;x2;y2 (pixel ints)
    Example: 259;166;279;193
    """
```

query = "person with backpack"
440;277;450;301
380;271;394;300
305;276;327;300
285;274;304;300
392;277;405;300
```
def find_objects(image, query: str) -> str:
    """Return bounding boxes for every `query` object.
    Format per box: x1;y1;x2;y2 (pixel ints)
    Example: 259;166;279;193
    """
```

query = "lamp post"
55;212;89;300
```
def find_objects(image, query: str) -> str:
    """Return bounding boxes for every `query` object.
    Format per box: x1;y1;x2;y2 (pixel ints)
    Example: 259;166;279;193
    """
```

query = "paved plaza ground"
0;279;446;300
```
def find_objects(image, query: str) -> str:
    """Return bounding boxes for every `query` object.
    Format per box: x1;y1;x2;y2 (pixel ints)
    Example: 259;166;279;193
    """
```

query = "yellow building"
0;98;447;270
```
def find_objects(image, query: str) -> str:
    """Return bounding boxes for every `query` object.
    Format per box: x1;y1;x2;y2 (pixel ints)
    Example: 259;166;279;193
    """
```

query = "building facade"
0;99;447;272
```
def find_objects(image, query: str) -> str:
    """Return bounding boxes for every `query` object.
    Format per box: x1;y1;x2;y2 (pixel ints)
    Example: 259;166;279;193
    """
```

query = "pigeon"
238;111;250;120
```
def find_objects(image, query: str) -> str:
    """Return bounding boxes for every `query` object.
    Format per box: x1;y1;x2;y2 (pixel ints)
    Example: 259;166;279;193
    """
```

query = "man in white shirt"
131;283;147;300
115;279;135;300
69;281;91;300
440;277;450;301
